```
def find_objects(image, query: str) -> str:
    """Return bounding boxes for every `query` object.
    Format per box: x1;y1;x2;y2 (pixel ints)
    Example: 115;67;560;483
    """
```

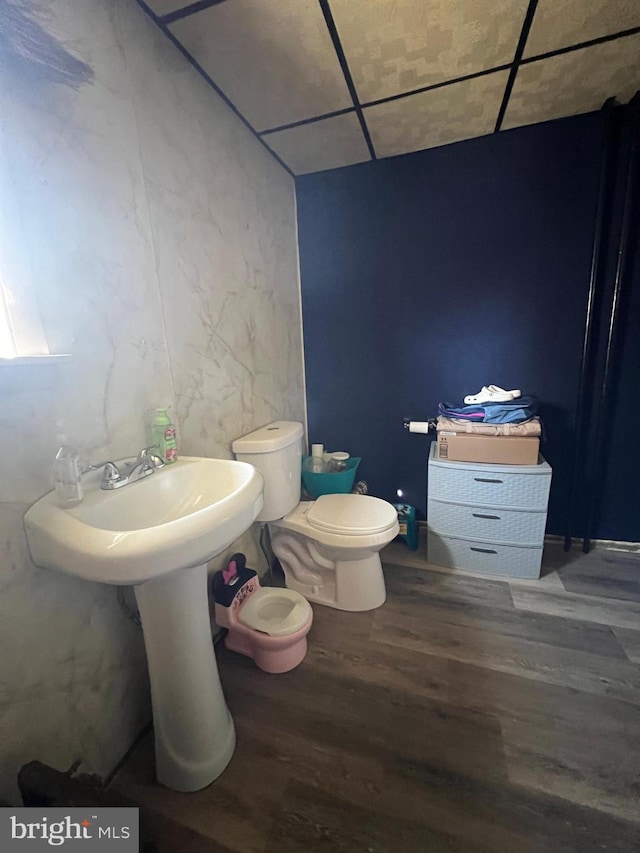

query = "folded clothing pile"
437;416;541;437
438;385;537;425
436;386;541;465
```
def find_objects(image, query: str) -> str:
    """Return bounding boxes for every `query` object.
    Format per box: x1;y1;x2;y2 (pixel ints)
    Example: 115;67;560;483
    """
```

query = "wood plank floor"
113;542;640;852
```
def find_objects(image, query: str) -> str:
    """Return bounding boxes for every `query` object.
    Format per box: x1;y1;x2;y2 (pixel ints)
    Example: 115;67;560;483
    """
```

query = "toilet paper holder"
403;418;437;434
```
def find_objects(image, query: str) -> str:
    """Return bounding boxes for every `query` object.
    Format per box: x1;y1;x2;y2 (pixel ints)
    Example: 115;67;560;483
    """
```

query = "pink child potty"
213;554;313;674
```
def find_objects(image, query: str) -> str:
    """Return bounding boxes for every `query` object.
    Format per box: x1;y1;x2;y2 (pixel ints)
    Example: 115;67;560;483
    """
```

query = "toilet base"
270;527;388;611
224;629;309;674
285;554;386;611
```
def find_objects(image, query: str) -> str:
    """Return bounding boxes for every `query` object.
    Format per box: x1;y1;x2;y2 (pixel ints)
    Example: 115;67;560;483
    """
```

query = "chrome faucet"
99;445;165;490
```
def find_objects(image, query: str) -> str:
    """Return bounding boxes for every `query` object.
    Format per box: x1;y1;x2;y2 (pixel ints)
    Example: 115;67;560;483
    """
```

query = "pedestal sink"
24;456;264;792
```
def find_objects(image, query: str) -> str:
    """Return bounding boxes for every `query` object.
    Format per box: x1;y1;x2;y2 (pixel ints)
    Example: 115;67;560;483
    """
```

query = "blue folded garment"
439;396;538;424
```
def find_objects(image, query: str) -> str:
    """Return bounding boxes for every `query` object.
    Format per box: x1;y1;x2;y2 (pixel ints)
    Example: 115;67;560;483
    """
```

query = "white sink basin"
24;456;264;584
24;455;265;793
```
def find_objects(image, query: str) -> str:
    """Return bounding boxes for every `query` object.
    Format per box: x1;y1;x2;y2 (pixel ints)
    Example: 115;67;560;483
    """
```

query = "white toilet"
232;422;399;611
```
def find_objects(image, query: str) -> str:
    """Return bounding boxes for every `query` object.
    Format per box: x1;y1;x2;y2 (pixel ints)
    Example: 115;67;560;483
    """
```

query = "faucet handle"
100;461;121;487
138;444;160;458
81;459;112;475
138;445;165;468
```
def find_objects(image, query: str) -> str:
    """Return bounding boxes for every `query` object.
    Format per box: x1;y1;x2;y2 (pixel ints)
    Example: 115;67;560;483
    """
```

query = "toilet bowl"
213;555;312;674
233;422;400;612
269;494;398;610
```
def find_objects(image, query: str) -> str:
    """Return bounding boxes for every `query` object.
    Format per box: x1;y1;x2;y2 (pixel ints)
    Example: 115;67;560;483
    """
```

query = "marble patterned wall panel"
0;0;167;803
0;503;150;805
0;0;301;803
1;0;173;479
121;12;305;458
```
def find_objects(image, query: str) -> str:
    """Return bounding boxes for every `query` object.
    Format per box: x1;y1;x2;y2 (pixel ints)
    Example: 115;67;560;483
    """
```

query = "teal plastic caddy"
301;456;361;499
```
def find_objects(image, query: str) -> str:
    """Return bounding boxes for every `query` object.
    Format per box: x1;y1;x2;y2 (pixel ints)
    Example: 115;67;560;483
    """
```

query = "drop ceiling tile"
263;113;370;175
168;0;353;132
330;0;528;104
144;0;189;16
364;70;509;159
504;34;640;130
524;0;640;59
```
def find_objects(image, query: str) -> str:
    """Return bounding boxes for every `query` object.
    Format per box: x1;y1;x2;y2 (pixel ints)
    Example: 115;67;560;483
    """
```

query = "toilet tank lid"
232;421;303;454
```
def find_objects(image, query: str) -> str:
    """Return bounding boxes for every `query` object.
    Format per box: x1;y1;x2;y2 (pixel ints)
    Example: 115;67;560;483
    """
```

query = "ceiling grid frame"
137;0;640;175
494;0;539;132
135;0;296;176
317;0;377;160
160;0;228;25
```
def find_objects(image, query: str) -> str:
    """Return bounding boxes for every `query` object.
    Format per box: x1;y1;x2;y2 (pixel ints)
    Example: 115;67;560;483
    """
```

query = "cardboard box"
436;432;540;465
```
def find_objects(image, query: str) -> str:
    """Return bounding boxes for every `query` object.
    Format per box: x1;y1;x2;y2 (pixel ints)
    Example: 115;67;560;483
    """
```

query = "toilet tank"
232;421;303;522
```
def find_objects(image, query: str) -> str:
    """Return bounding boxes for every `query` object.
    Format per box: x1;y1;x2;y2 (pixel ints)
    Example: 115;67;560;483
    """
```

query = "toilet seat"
238;588;312;637
271;496;399;550
307;494;398;536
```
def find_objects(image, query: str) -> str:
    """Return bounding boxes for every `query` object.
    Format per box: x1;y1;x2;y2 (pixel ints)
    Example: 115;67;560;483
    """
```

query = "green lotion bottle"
152;407;177;464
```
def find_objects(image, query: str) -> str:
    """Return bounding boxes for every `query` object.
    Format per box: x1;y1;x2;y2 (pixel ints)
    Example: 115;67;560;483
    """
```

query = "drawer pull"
470;546;498;554
472;513;500;520
473;477;503;483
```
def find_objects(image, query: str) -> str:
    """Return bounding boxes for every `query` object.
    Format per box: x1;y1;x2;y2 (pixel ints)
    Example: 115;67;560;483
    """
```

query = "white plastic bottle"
311;443;325;473
53;433;83;506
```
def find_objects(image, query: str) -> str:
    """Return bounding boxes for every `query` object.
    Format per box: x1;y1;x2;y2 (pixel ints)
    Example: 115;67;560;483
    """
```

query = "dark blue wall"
297;112;627;538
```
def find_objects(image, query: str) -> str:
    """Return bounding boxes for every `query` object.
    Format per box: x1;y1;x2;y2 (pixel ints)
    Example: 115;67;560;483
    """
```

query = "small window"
1;2;88;365
0;273;65;363
0;275;16;358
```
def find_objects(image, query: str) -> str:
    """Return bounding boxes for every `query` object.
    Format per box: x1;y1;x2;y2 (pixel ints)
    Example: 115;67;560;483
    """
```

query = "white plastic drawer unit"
428;449;552;510
427;534;544;579
427;444;552;578
427;499;548;546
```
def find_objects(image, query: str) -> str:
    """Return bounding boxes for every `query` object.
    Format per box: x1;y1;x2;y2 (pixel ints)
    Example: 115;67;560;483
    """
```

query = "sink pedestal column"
135;563;235;791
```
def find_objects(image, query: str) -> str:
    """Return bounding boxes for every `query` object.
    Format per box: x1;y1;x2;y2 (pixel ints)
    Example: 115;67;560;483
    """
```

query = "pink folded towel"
437;416;541;437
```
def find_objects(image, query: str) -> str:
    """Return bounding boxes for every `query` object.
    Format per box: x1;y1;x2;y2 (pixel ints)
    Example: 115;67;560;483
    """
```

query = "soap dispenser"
53;429;83;506
151;407;177;464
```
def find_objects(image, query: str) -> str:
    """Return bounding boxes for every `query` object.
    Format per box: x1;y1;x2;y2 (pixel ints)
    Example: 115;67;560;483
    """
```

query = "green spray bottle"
151;407;177;464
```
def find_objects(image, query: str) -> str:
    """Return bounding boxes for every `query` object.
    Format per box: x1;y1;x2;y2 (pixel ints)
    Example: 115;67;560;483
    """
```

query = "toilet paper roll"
408;421;431;434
